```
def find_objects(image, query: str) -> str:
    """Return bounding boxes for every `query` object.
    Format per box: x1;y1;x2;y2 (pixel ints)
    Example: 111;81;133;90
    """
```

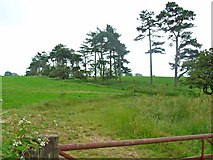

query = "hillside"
2;76;212;158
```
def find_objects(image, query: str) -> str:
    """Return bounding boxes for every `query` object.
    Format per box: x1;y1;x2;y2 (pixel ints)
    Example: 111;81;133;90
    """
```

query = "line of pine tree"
26;25;131;81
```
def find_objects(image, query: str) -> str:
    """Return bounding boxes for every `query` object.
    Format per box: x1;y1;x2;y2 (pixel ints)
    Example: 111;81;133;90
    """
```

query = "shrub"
2;117;49;159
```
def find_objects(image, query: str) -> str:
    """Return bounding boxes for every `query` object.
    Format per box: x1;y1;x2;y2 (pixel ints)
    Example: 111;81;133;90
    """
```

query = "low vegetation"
1;76;212;158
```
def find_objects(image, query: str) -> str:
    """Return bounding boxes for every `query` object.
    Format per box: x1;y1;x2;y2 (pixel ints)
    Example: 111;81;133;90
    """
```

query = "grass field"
1;76;212;158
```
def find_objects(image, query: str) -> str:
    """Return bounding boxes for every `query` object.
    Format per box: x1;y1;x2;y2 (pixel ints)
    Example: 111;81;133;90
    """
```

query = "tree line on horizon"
26;1;213;94
26;25;131;81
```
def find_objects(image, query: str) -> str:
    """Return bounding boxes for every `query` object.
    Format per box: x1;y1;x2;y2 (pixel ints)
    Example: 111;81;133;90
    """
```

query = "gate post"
24;136;59;159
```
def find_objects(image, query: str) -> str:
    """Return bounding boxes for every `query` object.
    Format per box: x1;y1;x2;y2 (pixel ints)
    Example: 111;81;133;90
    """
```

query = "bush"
2;117;49;159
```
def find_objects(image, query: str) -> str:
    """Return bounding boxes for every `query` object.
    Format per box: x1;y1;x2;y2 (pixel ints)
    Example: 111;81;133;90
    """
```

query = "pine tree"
135;10;165;85
157;2;201;87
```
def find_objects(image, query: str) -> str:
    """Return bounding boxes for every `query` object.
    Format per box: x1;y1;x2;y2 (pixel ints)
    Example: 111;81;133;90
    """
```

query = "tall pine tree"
157;2;201;87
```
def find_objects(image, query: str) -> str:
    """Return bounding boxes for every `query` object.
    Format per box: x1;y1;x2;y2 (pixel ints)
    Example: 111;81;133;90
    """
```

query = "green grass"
2;76;212;158
3;76;121;109
87;76;200;97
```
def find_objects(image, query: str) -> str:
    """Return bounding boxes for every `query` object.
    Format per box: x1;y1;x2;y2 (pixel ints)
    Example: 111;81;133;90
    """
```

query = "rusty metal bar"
206;138;213;145
181;154;213;160
58;149;76;160
201;138;205;159
59;133;213;151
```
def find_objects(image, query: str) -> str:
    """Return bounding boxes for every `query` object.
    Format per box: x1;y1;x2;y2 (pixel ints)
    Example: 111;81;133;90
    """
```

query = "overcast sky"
0;0;211;76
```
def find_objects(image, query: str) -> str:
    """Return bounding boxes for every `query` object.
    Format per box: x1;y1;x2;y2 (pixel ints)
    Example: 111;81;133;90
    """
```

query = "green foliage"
26;52;49;76
27;25;131;81
2;117;49;159
135;10;165;85
4;71;13;76
26;44;83;79
49;65;70;79
186;48;213;95
157;1;202;87
80;25;131;81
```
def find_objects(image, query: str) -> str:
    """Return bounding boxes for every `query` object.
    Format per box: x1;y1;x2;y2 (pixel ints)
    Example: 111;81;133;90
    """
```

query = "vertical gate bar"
201;138;205;160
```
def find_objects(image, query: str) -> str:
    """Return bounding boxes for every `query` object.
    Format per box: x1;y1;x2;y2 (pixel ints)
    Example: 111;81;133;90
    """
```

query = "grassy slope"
2;76;212;158
3;76;121;109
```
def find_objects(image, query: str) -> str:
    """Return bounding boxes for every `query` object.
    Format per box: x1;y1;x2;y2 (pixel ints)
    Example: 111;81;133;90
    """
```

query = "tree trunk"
113;52;117;78
84;57;87;79
109;51;112;78
148;28;153;86
101;52;104;80
174;37;179;87
118;53;121;83
94;51;97;80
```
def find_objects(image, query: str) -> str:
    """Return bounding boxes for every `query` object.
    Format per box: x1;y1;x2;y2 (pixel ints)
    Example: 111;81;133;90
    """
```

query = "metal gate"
58;133;213;159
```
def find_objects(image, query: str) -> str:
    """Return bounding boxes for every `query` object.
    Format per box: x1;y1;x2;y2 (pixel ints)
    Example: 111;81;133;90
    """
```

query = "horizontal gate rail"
59;133;213;151
181;154;213;160
59;133;213;159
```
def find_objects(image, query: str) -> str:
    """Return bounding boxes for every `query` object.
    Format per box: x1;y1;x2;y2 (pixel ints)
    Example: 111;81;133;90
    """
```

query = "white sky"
0;0;212;76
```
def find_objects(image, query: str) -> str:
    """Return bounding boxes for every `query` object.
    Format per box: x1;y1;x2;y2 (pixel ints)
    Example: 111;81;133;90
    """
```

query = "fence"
58;133;213;159
24;133;213;159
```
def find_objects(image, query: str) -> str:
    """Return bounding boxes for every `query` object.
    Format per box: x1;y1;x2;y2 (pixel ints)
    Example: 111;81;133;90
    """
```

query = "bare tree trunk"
148;28;153;86
174;37;179;87
94;51;97;80
109;51;112;78
84;57;87;79
113;52;117;78
118;53;121;83
101;52;105;80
